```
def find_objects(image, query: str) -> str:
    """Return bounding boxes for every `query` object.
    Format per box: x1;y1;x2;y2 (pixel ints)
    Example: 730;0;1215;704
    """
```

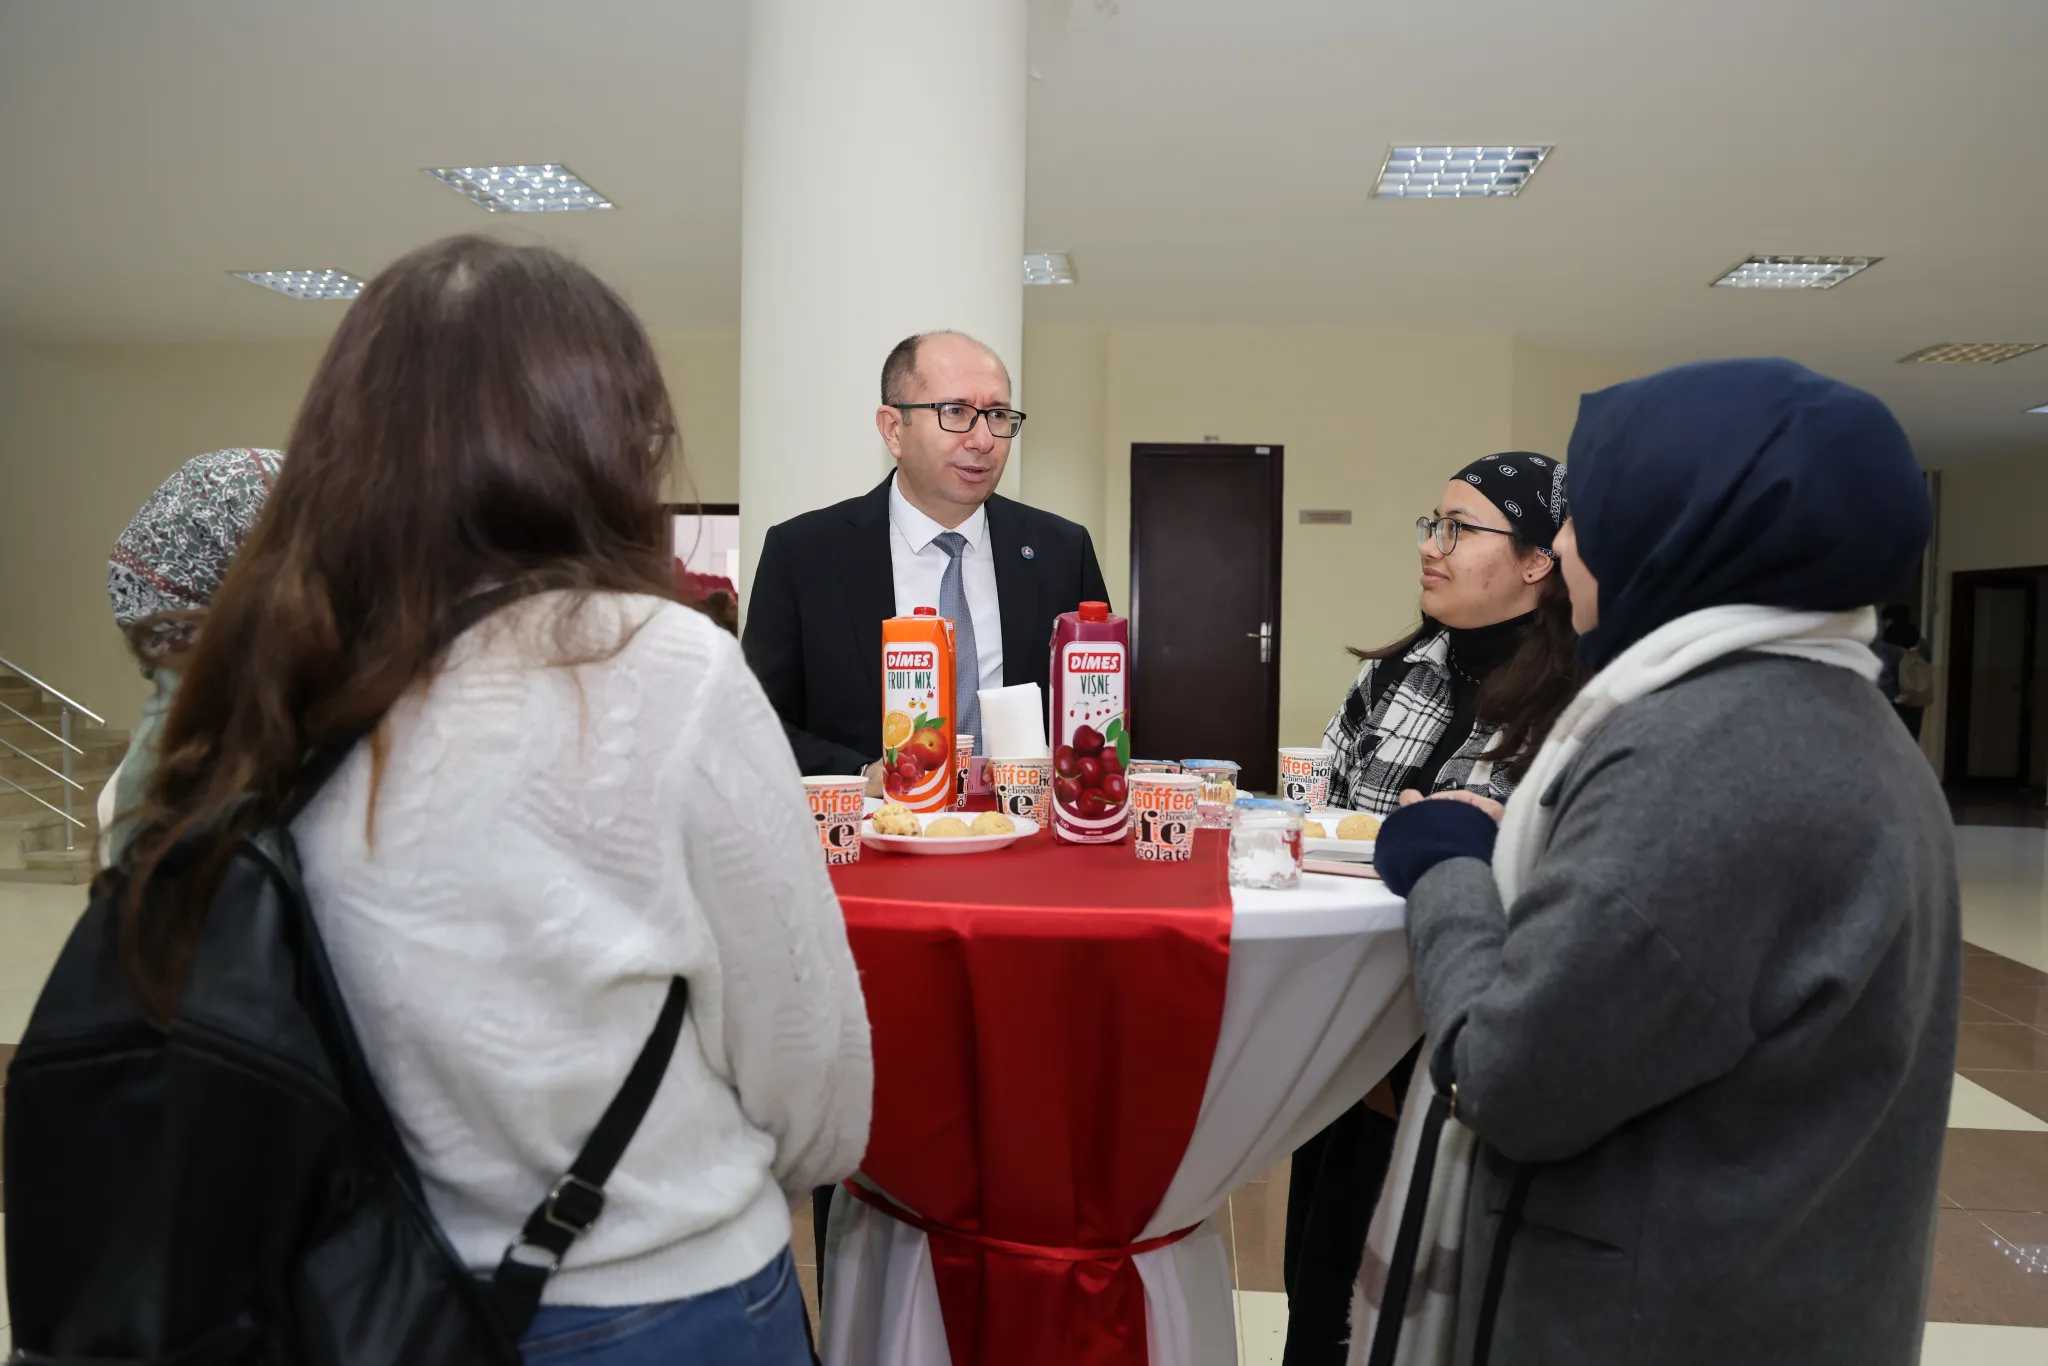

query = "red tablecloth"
830;829;1234;1366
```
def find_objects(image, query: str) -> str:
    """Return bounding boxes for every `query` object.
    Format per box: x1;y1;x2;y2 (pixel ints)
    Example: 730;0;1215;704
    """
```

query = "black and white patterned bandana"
1451;451;1568;550
108;448;284;651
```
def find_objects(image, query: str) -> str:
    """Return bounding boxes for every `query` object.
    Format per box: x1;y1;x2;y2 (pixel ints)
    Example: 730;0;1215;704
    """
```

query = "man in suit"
745;330;1109;789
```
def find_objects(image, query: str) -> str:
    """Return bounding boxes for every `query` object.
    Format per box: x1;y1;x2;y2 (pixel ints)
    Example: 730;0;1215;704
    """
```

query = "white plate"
860;813;1040;855
1301;807;1379;861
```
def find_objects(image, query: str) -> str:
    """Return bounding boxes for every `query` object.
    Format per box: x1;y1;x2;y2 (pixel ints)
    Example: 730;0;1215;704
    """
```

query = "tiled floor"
4;821;2048;1362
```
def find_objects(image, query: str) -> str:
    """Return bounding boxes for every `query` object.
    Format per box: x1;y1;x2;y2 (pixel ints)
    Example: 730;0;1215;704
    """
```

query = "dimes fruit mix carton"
1049;600;1131;844
881;606;958;812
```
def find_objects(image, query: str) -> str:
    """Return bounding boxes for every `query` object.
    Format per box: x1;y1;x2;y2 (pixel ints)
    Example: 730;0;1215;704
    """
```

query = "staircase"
0;665;128;884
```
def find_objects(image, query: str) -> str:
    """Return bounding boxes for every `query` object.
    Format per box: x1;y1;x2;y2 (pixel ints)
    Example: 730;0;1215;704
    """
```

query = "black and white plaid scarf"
1320;629;1514;816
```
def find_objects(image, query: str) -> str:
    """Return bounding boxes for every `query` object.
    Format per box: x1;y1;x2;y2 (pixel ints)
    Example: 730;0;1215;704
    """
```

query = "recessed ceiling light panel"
2026;402;2048;414
424;164;613;212
1710;256;1878;290
1023;251;1075;285
232;269;364;300
1372;146;1550;199
1898;342;2047;365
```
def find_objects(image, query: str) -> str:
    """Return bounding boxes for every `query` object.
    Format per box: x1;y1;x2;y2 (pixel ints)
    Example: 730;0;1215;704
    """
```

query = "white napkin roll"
977;682;1049;758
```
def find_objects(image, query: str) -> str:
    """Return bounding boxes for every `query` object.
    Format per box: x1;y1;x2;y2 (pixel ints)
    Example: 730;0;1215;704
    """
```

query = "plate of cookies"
862;802;1039;855
1300;808;1381;862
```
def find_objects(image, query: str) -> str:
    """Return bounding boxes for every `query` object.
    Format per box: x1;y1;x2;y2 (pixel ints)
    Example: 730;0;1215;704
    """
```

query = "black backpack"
3;590;688;1364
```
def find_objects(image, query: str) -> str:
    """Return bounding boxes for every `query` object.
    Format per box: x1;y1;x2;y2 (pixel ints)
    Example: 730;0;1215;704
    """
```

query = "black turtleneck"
1415;610;1537;793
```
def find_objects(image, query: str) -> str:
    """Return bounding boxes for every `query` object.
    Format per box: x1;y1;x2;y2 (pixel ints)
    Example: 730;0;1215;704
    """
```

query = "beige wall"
0;330;743;727
1099;331;1519;749
1510;339;1646;460
1018;326;1108;539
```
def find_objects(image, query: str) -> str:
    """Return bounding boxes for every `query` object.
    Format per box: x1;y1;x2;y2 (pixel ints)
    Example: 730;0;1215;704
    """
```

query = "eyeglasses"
1417;515;1516;556
893;402;1027;438
1416;515;1557;560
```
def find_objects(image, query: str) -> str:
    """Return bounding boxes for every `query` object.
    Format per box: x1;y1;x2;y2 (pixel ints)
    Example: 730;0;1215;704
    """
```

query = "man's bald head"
880;331;1011;406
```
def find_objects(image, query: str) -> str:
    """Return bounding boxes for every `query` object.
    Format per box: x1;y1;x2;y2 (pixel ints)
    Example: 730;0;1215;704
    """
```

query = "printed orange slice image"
883;710;916;751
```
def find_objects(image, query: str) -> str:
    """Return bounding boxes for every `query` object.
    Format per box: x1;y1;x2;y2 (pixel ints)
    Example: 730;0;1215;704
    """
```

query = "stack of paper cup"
954;734;975;809
977;683;1049;759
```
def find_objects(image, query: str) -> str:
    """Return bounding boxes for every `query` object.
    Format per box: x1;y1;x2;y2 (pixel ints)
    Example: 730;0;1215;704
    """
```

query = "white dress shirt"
887;477;1004;692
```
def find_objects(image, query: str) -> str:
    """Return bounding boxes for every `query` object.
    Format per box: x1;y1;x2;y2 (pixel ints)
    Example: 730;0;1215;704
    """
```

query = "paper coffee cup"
988;756;1052;825
954;734;976;810
1277;747;1334;808
803;775;866;865
1130;773;1201;862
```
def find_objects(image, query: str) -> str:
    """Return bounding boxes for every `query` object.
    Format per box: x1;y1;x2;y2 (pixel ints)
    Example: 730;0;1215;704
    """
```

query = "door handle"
1244;622;1273;665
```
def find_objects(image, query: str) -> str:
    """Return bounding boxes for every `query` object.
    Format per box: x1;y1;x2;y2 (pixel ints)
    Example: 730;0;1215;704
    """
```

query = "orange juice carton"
881;606;958;812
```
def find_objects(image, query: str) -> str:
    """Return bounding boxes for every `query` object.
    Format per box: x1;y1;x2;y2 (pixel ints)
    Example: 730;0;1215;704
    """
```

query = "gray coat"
1406;654;1958;1365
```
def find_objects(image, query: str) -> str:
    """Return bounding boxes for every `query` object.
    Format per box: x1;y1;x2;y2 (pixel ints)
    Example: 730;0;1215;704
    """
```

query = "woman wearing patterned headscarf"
1284;452;1583;1366
97;448;283;862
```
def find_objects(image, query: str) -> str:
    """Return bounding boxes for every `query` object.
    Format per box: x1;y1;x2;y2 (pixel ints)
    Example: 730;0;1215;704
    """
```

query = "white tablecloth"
821;872;1421;1366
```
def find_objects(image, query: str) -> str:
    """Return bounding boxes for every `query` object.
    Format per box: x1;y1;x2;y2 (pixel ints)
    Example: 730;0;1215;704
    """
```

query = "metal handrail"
0;736;84;791
0;697;85;754
0;771;86;829
0;653;107;726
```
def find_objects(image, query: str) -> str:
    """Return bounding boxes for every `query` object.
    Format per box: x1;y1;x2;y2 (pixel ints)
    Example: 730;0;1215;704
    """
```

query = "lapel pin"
1021;545;1035;560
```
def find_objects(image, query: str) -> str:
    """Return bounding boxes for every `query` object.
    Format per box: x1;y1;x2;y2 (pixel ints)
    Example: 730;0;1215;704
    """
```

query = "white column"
737;0;1027;601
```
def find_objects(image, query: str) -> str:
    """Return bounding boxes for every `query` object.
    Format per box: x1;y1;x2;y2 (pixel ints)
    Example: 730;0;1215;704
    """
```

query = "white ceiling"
4;0;2046;465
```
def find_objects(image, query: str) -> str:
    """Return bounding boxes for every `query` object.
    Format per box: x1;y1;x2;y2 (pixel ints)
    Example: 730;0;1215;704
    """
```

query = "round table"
821;857;1420;1366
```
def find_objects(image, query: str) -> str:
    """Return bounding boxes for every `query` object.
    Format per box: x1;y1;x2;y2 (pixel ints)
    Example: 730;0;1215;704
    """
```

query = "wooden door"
1130;444;1284;792
1946;570;2041;790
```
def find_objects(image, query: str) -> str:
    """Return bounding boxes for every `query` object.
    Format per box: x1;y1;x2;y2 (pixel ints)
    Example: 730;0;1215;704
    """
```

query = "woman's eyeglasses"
1416;516;1559;560
1416;515;1516;556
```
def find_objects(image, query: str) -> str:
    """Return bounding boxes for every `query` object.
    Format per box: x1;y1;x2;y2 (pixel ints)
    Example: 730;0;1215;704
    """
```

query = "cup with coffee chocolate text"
1130;773;1201;862
803;776;866;865
1277;747;1334;808
988;757;1052;825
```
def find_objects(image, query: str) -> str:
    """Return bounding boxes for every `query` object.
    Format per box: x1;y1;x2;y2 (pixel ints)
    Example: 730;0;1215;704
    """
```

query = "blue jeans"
519;1249;811;1364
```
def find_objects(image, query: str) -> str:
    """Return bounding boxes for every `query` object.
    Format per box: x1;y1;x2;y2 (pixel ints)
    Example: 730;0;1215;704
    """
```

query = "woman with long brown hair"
1283;453;1580;1366
122;236;870;1363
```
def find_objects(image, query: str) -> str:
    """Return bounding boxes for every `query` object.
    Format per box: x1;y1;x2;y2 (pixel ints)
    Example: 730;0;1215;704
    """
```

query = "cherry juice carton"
881;607;958;812
1049;600;1131;844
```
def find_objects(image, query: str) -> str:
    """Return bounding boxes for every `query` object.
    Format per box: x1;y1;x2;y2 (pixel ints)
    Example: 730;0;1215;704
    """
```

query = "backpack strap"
488;974;691;1336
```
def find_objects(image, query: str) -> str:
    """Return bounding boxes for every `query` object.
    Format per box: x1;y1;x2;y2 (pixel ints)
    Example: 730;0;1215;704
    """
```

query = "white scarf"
1347;604;1879;1366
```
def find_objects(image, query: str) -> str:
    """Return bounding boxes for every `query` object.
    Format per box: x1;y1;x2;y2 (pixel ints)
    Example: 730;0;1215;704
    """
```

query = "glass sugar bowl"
1180;760;1242;828
1229;798;1305;890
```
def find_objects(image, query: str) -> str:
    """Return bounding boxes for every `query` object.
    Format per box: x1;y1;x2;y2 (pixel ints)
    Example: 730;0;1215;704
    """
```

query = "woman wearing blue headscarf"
1353;360;1958;1366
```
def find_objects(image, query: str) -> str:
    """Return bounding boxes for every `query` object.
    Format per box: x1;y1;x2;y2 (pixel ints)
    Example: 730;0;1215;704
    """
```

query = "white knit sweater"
296;592;872;1306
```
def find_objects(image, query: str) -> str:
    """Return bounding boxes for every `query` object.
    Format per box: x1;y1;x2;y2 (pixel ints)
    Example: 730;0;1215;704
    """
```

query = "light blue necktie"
933;531;981;754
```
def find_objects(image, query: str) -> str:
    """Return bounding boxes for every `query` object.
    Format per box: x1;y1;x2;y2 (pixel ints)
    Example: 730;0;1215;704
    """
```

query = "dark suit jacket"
743;475;1110;776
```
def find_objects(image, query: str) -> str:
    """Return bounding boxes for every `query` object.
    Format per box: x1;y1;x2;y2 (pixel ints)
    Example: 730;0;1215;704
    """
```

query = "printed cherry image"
1052;714;1135;821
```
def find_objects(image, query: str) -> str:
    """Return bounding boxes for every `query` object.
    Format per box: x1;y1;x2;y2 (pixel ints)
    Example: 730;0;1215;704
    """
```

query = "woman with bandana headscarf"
1285;452;1583;1366
1357;360;1956;1366
97;448;283;863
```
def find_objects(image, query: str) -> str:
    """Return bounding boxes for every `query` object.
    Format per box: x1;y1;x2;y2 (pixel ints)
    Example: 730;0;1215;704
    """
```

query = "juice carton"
881;606;958;812
1049;601;1131;843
